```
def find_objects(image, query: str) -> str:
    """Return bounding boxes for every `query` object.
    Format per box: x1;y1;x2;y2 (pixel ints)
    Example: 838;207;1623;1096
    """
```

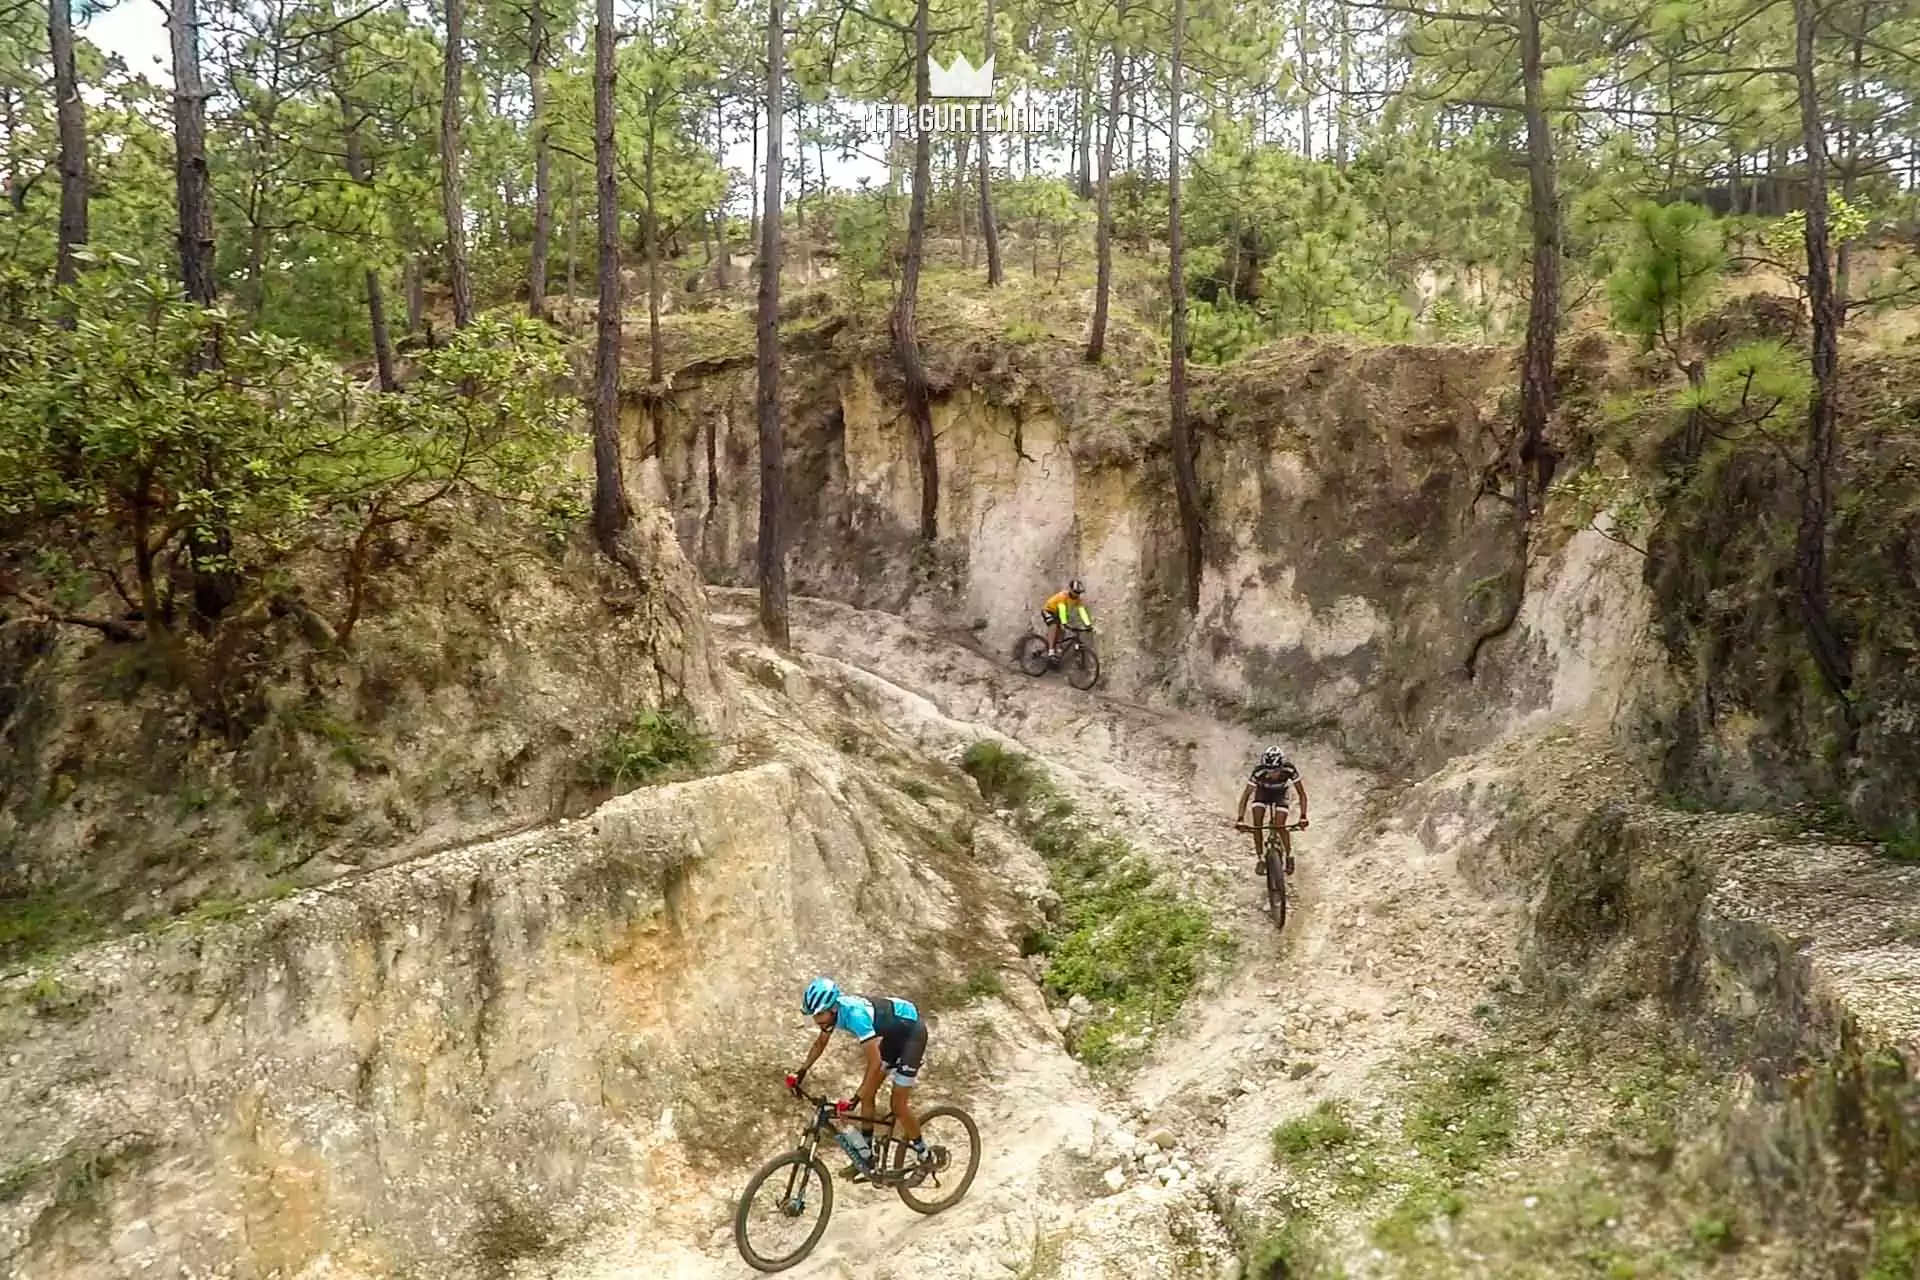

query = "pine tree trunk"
645;107;663;388
750;104;761;251
565;167;578;302
1790;0;1855;734
1296;1;1312;160
167;0;216;308
50;0;87;288
757;0;789;648
1336;2;1352;168
245;213;267;317
1834;22;1865;315
1126;63;1136;172
406;259;425;333
591;0;631;554
713;97;730;289
894;0;939;542
2;90;16;212
1467;0;1562;678
325;26;397;389
1076;72;1093;198
956;132;972;268
976;0;1003;286
528;0;552;319
1168;0;1201;613
1086;3;1125;363
168;0;236;626
441;0;474;328
1516;0;1561;515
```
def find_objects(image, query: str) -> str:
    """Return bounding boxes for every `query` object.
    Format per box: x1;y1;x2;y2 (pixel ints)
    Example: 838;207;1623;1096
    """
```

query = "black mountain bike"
732;1075;982;1272
1015;618;1101;690
1236;816;1306;931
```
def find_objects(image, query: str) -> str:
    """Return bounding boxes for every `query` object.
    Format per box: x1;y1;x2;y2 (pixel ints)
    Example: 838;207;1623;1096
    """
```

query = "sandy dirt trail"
545;592;1521;1278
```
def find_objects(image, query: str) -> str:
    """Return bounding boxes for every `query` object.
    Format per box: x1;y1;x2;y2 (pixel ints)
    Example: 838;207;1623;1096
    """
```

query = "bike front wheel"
734;1149;835;1272
1263;841;1288;931
1064;643;1100;691
892;1105;982;1214
1016;633;1052;678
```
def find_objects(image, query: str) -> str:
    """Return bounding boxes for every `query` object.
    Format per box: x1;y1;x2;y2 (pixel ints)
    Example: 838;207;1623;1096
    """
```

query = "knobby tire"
734;1149;835;1272
1016;634;1051;678
893;1104;982;1214
1065;643;1100;691
1263;835;1288;931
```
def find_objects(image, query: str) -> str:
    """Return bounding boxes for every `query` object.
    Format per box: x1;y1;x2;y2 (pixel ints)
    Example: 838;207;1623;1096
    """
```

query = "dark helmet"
1067;578;1084;597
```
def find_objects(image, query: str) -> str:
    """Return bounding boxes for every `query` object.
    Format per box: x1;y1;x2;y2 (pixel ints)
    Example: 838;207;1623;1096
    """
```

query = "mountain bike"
732;1074;982;1272
1015;618;1100;691
1235;816;1307;931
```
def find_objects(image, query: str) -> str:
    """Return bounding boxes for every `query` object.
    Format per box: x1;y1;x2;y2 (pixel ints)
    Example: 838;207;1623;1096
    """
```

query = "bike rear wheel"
734;1149;835;1272
892;1105;982;1214
1016;633;1051;678
1263;838;1288;931
1064;642;1100;691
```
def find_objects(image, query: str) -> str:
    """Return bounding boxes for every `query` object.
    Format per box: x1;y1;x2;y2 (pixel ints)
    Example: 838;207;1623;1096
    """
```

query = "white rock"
1111;1128;1140;1154
1237;1079;1259;1096
1102;1166;1127;1194
1149;1128;1177;1150
1155;1166;1178;1186
1068;994;1094;1015
1144;1151;1169;1171
1053;1008;1074;1032
1062;1116;1097;1161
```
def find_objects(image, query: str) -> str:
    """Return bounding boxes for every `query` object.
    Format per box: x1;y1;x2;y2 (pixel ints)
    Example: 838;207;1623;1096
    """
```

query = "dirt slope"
538;589;1526;1279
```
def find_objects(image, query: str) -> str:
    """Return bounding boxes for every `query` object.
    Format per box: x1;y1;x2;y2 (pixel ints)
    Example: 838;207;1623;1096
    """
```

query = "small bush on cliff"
579;709;708;791
960;740;1046;810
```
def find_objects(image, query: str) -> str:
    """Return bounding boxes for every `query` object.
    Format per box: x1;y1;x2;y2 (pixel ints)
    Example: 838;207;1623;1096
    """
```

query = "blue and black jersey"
828;993;927;1079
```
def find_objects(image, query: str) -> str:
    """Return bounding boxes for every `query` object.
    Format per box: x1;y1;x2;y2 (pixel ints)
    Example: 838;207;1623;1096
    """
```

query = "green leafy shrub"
960;740;1047;810
961;741;1228;1067
0;260;585;661
580;709;708;790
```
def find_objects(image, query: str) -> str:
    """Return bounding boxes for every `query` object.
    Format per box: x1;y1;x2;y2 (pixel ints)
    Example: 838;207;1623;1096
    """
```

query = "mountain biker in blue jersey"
793;977;929;1180
1236;745;1309;874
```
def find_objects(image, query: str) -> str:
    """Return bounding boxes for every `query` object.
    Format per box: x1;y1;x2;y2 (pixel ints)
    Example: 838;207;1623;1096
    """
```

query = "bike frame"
789;1081;904;1176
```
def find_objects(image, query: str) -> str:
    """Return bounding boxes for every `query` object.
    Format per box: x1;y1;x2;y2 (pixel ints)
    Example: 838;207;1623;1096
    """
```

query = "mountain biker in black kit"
1235;745;1309;874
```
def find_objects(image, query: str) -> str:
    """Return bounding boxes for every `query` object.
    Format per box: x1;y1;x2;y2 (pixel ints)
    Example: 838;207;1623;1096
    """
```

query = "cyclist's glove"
1298;817;1310;829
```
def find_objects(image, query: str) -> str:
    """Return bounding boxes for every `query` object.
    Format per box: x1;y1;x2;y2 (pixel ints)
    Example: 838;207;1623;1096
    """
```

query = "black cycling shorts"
880;1020;928;1086
1252;786;1292;810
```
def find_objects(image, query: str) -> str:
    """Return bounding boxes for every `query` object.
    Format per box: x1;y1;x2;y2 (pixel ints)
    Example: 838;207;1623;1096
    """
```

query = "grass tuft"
579;709;708;791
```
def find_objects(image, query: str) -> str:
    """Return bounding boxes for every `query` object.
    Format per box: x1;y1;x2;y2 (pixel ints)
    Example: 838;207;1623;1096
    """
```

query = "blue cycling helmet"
802;977;839;1016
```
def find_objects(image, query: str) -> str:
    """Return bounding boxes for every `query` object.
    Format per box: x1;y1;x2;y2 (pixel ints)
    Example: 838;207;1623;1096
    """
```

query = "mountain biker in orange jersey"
1236;745;1309;874
1042;580;1092;659
794;977;929;1181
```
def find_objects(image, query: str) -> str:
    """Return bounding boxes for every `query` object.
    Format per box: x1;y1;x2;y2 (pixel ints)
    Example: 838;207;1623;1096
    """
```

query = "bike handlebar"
784;1074;859;1115
1234;821;1308;832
